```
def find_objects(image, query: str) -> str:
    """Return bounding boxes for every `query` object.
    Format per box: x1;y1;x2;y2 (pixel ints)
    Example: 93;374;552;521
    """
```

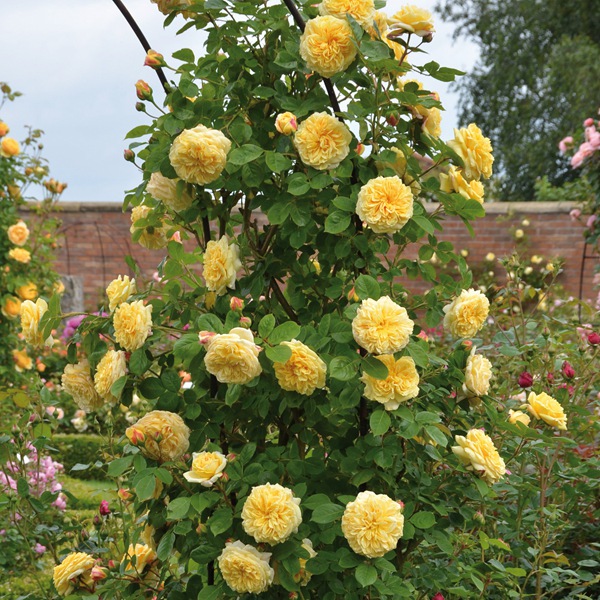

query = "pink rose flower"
558;136;573;154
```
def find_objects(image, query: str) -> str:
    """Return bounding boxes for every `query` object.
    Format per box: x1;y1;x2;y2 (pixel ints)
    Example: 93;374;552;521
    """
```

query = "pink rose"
570;208;581;220
584;118;595;127
586;214;597;229
558;136;573;154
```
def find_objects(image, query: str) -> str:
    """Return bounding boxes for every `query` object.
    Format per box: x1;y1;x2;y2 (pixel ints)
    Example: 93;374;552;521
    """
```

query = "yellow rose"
531;255;543;264
241;483;302;544
106;275;137;312
368;12;404;59
146;172;195;212
361;355;419;411
8;248;31;263
388;5;435;37
0;137;20;157
440;165;486;204
463;349;492;396
452;429;506;484
341;490;404;558
2;296;21;319
183;451;227;486
126;410;190;462
275;112;298;136
0;121;9;137
299;16;357;78
94;350;127;403
151;0;192;17
169;124;231;185
16;282;38;300
204;327;262;384
218;541;274;594
273;340;327;395
113;300;153;351
485;252;496;262
413;104;442;138
295;538;317;586
448;123;494;181
319;0;375;28
53;551;95;596
443;288;490;338
122;543;157;573
7;220;30;246
203;236;242;296
12;349;33;372
20;298;52;347
508;409;531;427
527;391;567;430
62;359;103;411
130;205;168;250
294;112;352;171
352;296;414;354
356;176;414;234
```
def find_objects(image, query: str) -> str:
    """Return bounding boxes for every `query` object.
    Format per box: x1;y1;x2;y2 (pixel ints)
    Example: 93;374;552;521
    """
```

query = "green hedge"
52;433;106;480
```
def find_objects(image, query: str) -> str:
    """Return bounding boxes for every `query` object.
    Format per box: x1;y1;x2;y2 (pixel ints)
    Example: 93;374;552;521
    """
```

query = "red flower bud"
432;594;445;600
99;500;111;516
144;49;166;68
518;371;533;388
135;79;153;100
587;332;600;345
561;360;575;379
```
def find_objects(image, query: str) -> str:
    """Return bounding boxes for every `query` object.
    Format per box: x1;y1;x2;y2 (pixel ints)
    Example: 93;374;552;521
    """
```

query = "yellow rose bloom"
12;349;33;372
508;409;531;427
203;236;242;296
527;391;567;430
368;12;404;59
204;327;262;384
218;541;274;594
241;483;302;545
94;350;127;403
130;204;168;250
122;543;157;573
146;171;194;212
0;121;9;137
388;5;435;37
356;176;414;234
448;123;494;181
463;349;492;396
412;104;442;138
319;0;375;28
53;551;95;596
531;255;543;264
8;248;31;263
0;137;20;157
20;298;52;347
299;16;357;78
440;166;485;204
16;282;38;300
2;296;21;319
361;355;419;411
113;300;153;351
295;539;317;586
294;112;352;170
452;429;506;484
62;359;103;412
106;275;137;312
151;0;192;17
275;112;298;136
169;124;231;185
183;451;227;486
443;288;490;338
352;296;414;354
126;410;190;462
273;340;327;395
7;220;30;246
342;491;404;558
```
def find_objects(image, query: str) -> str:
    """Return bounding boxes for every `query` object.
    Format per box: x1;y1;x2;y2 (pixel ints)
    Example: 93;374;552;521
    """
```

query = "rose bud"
518;371;533;388
432;594;445;600
123;149;135;162
135;79;153;100
275;112;298;136
547;372;554;383
239;316;252;328
561;361;575;379
144;49;166;68
356;142;365;156
229;297;244;312
99;500;111;516
91;566;108;581
587;332;600;345
198;330;217;345
117;488;133;501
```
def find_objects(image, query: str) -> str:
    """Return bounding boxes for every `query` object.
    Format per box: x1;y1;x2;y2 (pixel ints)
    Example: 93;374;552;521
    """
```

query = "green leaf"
265;151;292;172
138;377;164;399
312;503;345;523
287;174;310;196
166;497;192;520
125;124;151;139
370;410;391;435
258;314;276;339
156;530;175;562
107;456;134;477
209;508;233;535
355;274;381;300
110;375;127;401
228;144;263;166
269;321;301;344
197;313;224;333
161;369;182;392
332;196;356;212
265;344;293;363
136;475;157;501
329;356;358;381
172;48;195;62
410;511;436;529
129;348;151;376
17;477;29;497
412;215;435;234
325;211;351;234
197;586;222;600
355;564;378;587
362;356;388;379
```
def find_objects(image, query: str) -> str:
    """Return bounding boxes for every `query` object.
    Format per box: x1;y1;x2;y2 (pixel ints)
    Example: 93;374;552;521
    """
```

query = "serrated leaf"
355;564;378;587
107;456;133;477
355;274;381;300
362;356;388;379
129;348;151;376
258;314;276;338
410;511;436;529
370;410;391;435
325;211;351;234
265;344;293;363
166;497;191;520
209;508;233;535
136;475;157;501
265;151;292;172
312;503;345;523
228;144;263;166
156;530;175;562
329;356;358;381
269;321;301;344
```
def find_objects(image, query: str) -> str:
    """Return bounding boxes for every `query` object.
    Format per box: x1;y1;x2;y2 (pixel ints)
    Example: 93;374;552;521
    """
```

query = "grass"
59;475;115;510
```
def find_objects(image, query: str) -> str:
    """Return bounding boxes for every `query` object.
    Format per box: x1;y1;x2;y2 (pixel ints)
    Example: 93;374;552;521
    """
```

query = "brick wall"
22;201;598;309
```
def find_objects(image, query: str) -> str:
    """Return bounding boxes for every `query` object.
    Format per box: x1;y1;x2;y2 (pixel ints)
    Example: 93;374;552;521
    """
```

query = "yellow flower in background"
448;123;494;181
146;172;195;212
361;355;419;411
352;296;414;354
368;12;403;58
452;429;506;484
130;205;168;250
463;349;492;396
485;252;496;262
299;16;357;78
355;175;414;234
273;340;327;395
319;0;375;28
113;300;153;351
8;248;31;263
412;104;442;138
126;410;190;462
295;539;317;586
12;349;33;372
122;543;157;573
204;327;262;384
342;491;404;558
241;483;302;545
508;409;531;427
294;112;352;170
106;275;137;312
183;451;227;486
53;551;95;596
16;282;38;300
20;298;52;347
62;359;103;412
527;391;567;430
388;5;435;37
169;124;231;185
443;288;490;338
531;255;543;264
218;541;274;594
94;350;127;403
203;236;242;296
2;296;21;319
274;112;298;136
0;137;20;157
7;220;30;246
439;165;485;204
0;121;9;137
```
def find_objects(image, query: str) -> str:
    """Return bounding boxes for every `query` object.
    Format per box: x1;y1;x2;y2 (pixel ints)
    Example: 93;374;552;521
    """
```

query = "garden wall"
21;201;598;309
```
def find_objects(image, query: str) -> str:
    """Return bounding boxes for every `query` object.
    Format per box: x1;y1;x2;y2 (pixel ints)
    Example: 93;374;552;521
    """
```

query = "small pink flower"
34;543;46;555
99;500;111;516
170;230;182;243
587;214;597;229
432;594;445;600
584;117;595;127
570;208;581;220
558;136;574;154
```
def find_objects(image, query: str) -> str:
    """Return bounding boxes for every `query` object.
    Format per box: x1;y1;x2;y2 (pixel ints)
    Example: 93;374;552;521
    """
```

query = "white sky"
1;0;478;202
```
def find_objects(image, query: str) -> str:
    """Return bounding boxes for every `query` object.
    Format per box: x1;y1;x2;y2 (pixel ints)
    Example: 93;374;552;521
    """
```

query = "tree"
438;0;600;200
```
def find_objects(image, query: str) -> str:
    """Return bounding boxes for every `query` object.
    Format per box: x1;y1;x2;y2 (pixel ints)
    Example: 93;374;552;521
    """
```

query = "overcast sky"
2;0;478;203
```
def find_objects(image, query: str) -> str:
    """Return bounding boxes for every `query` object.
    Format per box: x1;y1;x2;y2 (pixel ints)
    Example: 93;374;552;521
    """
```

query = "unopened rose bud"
135;79;153;100
387;111;399;126
126;426;145;445
518;371;533;388
0;122;9;137
108;559;116;569
356;142;365;156
289;593;298;600
135;102;146;113
144;49;166;68
275;112;298;135
561;360;575;379
521;219;530;227
124;149;135;162
347;287;359;302
91;566;108;581
93;515;101;526
196;522;207;535
198;330;217;345
239;316;252;328
396;500;405;511
584;117;595;127
226;453;237;462
587;332;600;345
118;488;133;501
514;229;524;239
422;31;434;43
473;511;485;525
230;297;244;311
432;593;445;600
99;500;111;516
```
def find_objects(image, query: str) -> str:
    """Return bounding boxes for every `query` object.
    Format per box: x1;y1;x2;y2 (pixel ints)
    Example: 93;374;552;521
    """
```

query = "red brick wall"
22;201;598;309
